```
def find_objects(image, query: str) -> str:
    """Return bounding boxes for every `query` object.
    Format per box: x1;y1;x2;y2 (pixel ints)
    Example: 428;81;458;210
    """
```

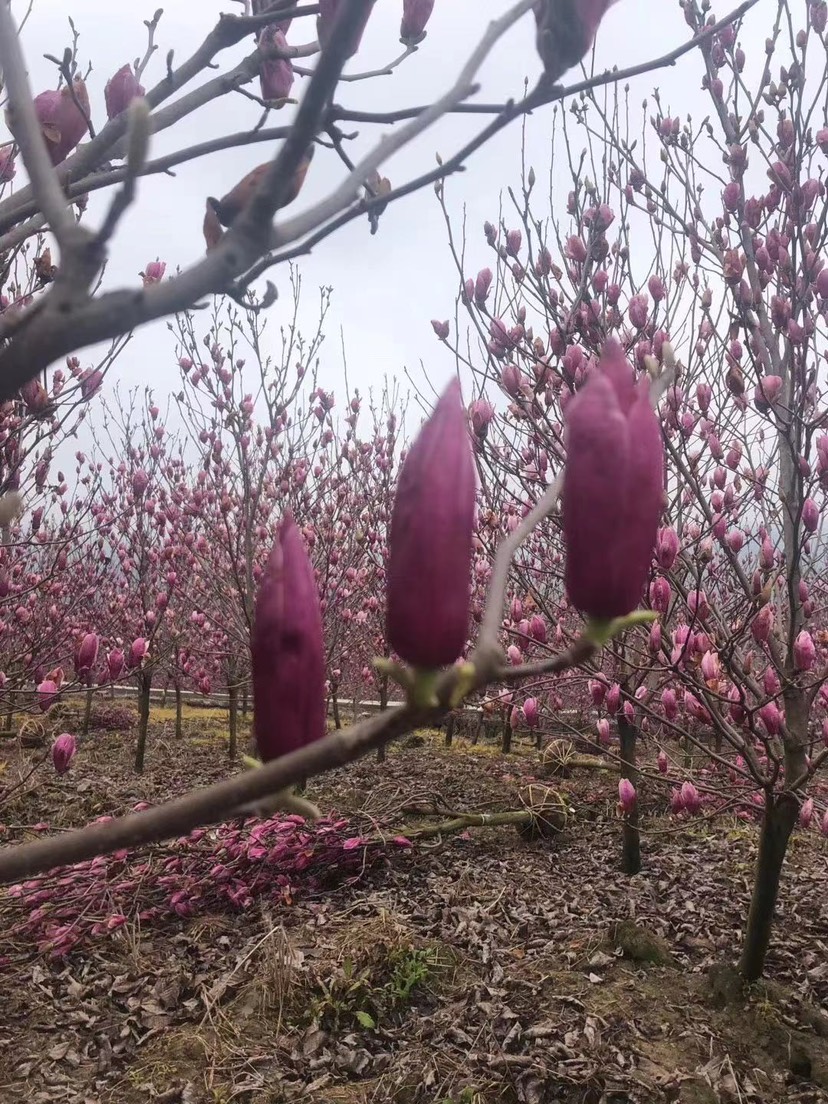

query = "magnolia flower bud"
29;79;90;165
75;632;99;675
128;637;148;668
605;682;621;714
680;781;701;815
37;679;59;712
252;514;326;761
657;749;668;774
794;630;816;671
661;687;678;721
401;0;435;44
523;697;539;728
597;717;610;744
799;797;814;829
108;648;125;681
562;340;663;620
618;778;637;813
656;527;680;571
387;380;476;668
534;0;619;85
802;497;820;533
104;64;145;119
589;678;607;707
259;27;294;101
52;732;77;775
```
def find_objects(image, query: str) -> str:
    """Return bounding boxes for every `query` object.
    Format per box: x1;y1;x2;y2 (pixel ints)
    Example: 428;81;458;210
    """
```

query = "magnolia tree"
0;0;776;975
434;0;828;978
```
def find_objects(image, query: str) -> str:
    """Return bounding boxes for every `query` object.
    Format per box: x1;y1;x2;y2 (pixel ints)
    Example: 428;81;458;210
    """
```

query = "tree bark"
501;718;512;754
444;712;456;747
376;673;389;763
331;689;341;730
81;686;94;736
228;678;238;760
738;791;798;980
175;683;183;740
617;712;641;875
134;671;153;773
472;716;483;745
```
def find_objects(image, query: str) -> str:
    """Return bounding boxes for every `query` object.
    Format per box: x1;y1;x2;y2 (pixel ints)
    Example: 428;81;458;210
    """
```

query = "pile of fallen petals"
2;812;412;962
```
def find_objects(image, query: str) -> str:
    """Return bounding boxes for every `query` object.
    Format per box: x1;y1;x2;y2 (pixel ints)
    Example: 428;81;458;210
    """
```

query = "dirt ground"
0;704;827;1104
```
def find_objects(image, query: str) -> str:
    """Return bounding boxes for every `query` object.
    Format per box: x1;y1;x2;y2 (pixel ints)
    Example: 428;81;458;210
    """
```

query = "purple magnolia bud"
799;797;814;829
589;678;607;707
108;648;125;681
821;810;828;838
530;614;547;643
534;0;619;85
605;682;621;714
758;701;782;736
318;0;375;58
661;687;678;720
597;718;610;744
523;697;539;728
37;679;59;712
650;576;670;613
128;637;148;668
649;622;662;652
132;468;149;497
387;379;476;668
657;749;668;774
562;340;663;620
794;630;816;671
33;79;90;165
0;144;16;183
680;781;701;815
259;27;294;101
469;399;495;439
52;732;77;775
670;788;684;815
431;319;450;341
252;514;326;761
656;527;680;570
754;375;783;411
401;0;435;44
142;259;166;286
104;64;145;119
752;605;774;644
75;632;99;675
618;778;637;813
802;497;820;533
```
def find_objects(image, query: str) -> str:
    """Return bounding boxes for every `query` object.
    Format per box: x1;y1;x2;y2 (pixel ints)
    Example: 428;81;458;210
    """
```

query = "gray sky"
9;0;742;417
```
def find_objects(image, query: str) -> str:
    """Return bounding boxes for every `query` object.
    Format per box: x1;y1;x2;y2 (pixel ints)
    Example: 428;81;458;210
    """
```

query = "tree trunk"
332;690;342;730
739;791;798;980
444;712;456;747
501;719;512;754
228;678;238;760
376;673;389;763
81;686;94;736
352;694;358;724
242;688;249;717
472;716;483;745
175;684;183;740
161;685;168;709
134;672;153;773
617;713;641;875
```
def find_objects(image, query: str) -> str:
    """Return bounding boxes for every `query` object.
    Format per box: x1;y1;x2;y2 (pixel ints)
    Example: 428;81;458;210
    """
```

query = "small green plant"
307;942;445;1031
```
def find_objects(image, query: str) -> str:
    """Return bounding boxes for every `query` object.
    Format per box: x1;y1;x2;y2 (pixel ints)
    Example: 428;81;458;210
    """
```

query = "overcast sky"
6;0;764;427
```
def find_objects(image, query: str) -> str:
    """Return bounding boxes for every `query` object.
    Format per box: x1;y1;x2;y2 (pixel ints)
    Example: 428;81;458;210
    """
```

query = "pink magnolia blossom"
104;64;145;119
52;733;77;775
561;340;663;620
617;778;637;813
794;630;816;672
